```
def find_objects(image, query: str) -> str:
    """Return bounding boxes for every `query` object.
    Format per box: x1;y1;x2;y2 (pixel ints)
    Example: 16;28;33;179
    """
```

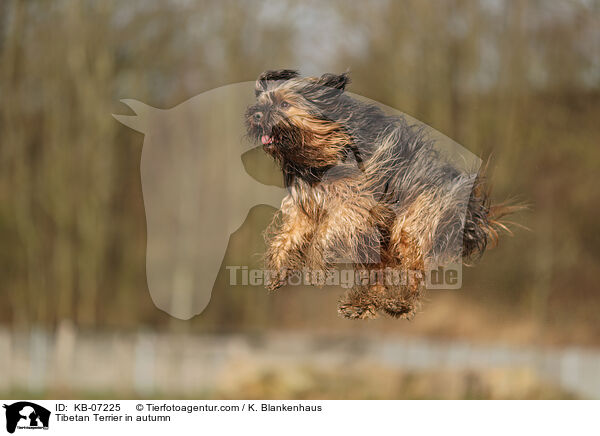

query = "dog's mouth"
256;123;291;153
260;134;279;152
261;134;274;146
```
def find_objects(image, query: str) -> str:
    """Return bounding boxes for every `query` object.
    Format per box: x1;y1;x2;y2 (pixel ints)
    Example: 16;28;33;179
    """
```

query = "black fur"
247;71;497;262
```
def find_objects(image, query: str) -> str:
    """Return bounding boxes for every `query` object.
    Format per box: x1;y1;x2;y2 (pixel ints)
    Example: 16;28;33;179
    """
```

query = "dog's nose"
253;112;263;121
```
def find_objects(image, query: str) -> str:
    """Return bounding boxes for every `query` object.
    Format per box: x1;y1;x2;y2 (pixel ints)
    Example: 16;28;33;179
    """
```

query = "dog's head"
245;69;353;173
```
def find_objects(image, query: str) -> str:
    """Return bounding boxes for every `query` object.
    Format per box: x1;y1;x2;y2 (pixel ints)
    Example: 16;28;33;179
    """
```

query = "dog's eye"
280;101;290;109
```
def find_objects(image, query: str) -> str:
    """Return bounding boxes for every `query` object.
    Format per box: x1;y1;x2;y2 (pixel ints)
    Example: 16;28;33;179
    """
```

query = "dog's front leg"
305;192;381;273
264;197;314;291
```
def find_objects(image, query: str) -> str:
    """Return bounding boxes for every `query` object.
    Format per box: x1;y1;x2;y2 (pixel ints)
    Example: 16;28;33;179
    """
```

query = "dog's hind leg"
378;283;422;319
337;284;381;319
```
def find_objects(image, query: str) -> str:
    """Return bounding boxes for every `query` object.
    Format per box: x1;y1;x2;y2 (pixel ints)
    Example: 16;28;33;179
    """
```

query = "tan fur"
247;70;519;319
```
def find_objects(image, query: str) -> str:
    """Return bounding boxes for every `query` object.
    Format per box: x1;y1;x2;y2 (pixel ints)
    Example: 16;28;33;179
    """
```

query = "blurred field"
1;0;599;399
0;324;582;399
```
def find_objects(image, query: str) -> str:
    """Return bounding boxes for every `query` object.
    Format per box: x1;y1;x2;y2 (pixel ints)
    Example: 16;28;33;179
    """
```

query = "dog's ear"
255;69;300;96
317;72;350;91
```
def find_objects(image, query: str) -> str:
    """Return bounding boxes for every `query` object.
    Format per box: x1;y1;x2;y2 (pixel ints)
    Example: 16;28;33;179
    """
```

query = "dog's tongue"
261;135;273;145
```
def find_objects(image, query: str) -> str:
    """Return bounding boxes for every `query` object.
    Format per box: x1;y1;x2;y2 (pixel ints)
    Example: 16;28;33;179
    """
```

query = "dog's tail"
462;174;525;260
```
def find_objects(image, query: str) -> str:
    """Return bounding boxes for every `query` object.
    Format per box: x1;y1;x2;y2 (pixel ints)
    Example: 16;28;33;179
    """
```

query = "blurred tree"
0;0;598;341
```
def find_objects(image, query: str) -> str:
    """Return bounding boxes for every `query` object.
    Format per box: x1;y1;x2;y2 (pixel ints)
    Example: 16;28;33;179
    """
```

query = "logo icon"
3;402;50;434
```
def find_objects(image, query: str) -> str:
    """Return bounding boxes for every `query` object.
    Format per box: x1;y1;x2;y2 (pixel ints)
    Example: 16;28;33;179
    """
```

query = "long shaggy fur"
246;69;516;319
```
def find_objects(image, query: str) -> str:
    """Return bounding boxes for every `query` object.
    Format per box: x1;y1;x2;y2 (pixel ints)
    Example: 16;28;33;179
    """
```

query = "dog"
246;69;516;319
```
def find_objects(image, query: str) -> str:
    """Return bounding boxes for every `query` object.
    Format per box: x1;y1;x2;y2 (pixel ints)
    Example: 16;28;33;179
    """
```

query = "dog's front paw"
264;267;288;292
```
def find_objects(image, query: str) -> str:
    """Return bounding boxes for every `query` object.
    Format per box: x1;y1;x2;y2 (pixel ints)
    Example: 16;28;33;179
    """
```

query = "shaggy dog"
246;69;516;319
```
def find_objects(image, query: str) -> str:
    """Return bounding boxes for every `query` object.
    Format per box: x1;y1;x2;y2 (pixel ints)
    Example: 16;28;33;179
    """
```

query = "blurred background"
1;0;599;399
